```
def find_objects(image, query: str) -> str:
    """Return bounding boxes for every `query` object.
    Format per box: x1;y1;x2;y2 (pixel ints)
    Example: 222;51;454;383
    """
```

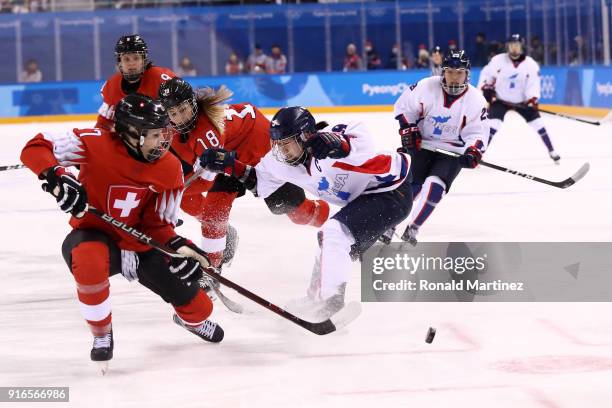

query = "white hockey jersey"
393;76;489;155
255;121;410;206
482;53;541;103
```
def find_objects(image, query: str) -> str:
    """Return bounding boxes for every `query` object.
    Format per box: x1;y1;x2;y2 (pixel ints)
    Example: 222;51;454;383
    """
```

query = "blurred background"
0;0;610;117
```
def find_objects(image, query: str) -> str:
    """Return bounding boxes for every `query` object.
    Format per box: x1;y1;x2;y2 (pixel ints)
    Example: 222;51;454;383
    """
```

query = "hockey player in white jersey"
481;34;560;163
198;107;413;318
385;50;489;246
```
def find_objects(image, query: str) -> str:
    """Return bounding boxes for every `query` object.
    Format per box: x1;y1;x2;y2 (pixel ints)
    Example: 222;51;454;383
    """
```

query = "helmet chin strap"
288;149;308;166
121;130;149;162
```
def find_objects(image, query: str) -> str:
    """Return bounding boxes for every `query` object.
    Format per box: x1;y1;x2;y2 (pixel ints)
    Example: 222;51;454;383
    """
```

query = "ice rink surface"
1;111;611;407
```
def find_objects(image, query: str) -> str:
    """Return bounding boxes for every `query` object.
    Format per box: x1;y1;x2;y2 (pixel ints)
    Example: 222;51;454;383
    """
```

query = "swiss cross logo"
107;186;147;219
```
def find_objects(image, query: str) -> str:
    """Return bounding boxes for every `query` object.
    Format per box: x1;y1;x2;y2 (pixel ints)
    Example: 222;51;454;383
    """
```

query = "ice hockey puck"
425;327;436;343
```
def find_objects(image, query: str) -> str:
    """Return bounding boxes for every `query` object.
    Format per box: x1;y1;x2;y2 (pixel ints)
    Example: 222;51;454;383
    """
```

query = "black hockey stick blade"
302;301;362;335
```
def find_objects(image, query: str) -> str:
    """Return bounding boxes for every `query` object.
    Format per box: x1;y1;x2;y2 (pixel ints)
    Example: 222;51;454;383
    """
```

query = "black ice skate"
379;227;396;245
90;330;113;375
401;225;419;246
172;314;224;343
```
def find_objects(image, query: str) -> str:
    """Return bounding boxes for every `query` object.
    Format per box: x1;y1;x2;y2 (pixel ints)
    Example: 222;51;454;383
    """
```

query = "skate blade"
97;360;109;375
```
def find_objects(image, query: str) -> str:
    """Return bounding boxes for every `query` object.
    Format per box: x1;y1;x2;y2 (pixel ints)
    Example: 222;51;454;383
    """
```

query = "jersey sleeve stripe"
331;154;391;175
42;131;86;166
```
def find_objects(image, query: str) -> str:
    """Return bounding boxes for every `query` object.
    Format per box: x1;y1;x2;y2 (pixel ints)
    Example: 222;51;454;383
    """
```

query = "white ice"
1;111;611;408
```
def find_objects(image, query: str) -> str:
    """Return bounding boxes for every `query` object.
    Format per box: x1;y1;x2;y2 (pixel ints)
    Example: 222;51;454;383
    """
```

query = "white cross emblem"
113;192;141;217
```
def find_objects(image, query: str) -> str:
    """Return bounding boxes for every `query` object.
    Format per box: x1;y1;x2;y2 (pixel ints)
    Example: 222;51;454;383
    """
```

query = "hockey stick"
0;164;26;171
426;146;590;189
498;100;602;126
538;108;602;126
87;206;361;335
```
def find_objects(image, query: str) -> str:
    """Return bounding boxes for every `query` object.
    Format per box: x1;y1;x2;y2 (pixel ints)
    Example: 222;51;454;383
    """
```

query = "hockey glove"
199;148;237;176
167;235;212;282
305;132;350;160
459;146;482;169
482;84;496;103
41;166;88;218
399;123;422;151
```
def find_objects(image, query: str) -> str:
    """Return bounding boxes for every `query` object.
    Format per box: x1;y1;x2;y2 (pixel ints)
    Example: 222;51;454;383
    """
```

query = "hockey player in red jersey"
158;78;330;267
96;34;175;130
20;94;223;373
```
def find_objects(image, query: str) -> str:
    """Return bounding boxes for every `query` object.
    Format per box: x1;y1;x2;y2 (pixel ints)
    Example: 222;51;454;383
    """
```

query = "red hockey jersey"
20;127;183;251
96;66;176;130
171;103;271;194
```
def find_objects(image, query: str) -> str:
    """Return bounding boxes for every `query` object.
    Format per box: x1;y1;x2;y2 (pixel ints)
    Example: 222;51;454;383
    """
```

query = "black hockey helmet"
506;33;525;60
115;35;149;81
441;49;471;96
507;33;524;44
442;49;471;71
270;106;316;141
269;106;316;165
114;93;172;162
158;77;198;135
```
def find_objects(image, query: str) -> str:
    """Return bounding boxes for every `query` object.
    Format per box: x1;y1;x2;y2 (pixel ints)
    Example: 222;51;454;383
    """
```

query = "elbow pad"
287;199;330;227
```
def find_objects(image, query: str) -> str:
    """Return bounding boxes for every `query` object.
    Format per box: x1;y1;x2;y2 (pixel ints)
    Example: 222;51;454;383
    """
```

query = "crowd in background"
17;30;597;83
0;0;337;12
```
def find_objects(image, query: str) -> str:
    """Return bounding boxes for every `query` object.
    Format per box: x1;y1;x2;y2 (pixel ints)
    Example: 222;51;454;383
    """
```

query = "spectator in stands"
10;0;28;13
28;0;47;12
225;52;244;75
247;44;267;74
19;59;42;83
473;32;488;66
0;0;11;13
487;40;504;60
265;44;287;74
570;35;586;66
343;43;363;71
364;40;382;70
414;44;429;69
175;56;197;77
386;43;407;70
529;35;544;65
367;52;382;70
429;45;443;76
